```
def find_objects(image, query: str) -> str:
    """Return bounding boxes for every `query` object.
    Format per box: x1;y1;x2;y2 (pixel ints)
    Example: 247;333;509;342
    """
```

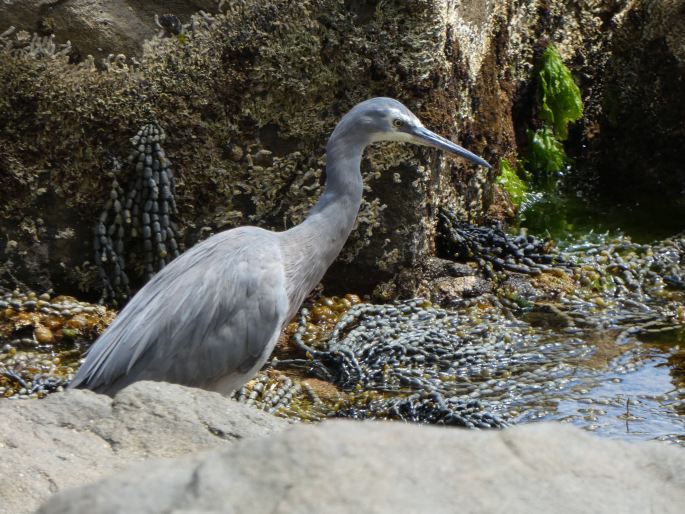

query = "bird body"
71;98;490;395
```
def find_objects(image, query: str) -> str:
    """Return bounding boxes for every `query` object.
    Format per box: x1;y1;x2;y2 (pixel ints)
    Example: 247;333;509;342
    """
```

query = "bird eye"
392;118;404;128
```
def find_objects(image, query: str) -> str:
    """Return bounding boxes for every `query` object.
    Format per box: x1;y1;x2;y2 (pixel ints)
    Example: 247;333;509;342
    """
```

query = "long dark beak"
410;125;491;169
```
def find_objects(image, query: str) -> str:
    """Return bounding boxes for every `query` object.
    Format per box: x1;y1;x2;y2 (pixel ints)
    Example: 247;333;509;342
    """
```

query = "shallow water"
501;325;684;444
518;182;685;244
505;198;685;444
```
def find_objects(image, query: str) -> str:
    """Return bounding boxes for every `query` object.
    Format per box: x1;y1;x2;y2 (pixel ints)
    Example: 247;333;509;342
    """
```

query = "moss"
538;45;583;141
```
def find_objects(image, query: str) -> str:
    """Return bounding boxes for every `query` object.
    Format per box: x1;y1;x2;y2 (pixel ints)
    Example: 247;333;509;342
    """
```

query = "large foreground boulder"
39;421;685;514
0;381;286;514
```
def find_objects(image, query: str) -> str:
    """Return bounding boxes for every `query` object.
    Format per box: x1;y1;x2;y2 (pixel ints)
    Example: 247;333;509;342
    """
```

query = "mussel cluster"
95;123;179;304
260;299;590;428
438;208;570;276
567;232;685;299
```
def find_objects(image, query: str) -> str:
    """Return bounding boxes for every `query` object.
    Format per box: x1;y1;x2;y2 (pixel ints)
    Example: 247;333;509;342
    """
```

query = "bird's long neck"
279;134;365;317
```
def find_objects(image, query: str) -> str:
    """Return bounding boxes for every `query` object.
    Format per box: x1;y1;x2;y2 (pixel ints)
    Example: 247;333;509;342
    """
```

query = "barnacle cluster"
95;123;179;304
0;289;114;398
0;26;72;60
233;370;346;421
234;371;299;414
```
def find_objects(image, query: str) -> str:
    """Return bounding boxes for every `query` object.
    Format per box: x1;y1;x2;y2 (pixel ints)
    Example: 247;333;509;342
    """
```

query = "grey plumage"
70;97;491;396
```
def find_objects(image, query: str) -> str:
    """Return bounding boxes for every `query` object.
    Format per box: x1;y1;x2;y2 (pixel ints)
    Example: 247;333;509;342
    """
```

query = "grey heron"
70;97;491;395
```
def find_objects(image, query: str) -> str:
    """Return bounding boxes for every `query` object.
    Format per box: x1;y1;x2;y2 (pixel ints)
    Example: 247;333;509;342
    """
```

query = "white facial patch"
384;131;416;143
370;108;423;143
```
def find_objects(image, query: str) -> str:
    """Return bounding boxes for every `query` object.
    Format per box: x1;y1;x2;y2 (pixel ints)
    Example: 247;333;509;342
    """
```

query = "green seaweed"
509;46;585;236
496;156;571;237
538;45;583;140
527;127;567;187
496;159;529;207
61;328;79;339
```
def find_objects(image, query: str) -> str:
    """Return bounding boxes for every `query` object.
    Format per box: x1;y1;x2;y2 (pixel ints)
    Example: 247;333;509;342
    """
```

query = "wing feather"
69;228;289;395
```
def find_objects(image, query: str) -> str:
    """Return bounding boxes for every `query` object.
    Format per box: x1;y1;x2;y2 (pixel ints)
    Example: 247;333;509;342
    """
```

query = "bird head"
335;97;491;169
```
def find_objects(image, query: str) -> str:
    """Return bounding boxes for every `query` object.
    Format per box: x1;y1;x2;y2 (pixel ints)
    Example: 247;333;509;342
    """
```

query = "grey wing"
69;229;289;395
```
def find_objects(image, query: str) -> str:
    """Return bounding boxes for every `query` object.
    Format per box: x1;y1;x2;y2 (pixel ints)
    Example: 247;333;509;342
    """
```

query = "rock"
37;421;685;514
0;0;672;297
0;381;286;514
430;275;491;303
0;0;219;61
33;324;54;344
598;0;685;208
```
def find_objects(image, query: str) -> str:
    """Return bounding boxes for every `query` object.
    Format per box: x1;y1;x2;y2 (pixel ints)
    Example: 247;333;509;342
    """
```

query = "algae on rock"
538;45;584;141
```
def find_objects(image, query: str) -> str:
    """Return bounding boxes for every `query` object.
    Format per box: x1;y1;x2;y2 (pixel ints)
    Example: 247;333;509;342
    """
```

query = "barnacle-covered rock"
0;1;220;62
0;0;637;297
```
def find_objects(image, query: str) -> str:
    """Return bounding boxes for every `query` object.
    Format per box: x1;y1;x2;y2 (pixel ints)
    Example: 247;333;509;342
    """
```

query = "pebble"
34;325;54;344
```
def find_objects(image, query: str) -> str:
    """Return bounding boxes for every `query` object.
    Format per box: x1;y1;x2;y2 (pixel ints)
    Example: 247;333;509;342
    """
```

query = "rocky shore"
0;381;286;514
0;381;682;514
1;2;684;512
1;0;683;297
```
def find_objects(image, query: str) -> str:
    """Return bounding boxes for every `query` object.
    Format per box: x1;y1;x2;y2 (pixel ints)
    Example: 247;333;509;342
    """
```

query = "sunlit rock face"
35;421;685;514
0;0;672;297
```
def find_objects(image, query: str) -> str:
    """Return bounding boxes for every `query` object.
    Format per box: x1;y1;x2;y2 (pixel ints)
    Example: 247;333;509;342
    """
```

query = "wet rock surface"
0;381;287;514
37;421;685;514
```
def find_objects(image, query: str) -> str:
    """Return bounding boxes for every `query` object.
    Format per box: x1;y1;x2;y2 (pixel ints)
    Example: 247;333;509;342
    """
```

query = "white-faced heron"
70;97;491;395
